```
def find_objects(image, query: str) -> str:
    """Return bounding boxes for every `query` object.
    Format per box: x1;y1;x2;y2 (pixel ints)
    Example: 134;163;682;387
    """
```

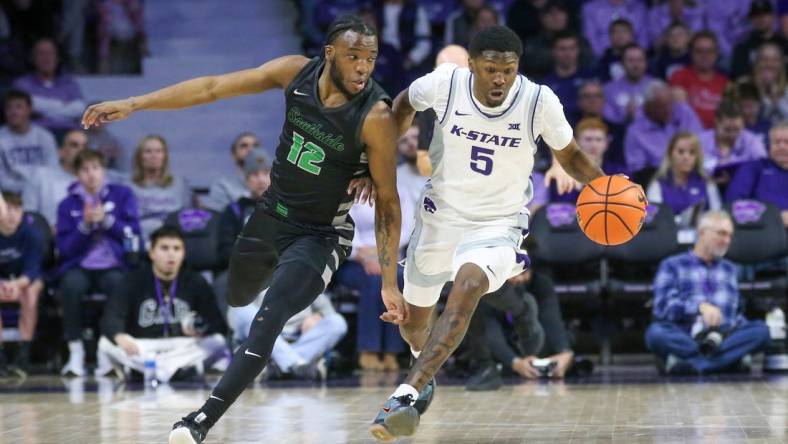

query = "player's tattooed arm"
362;101;409;324
82;55;310;128
551;139;605;185
392;88;418;138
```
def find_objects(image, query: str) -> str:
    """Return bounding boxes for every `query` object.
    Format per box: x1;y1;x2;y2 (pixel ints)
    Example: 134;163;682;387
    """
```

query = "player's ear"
468;57;476;74
324;45;335;61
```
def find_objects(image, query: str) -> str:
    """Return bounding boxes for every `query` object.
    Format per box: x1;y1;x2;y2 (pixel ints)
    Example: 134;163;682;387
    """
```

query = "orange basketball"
576;175;647;246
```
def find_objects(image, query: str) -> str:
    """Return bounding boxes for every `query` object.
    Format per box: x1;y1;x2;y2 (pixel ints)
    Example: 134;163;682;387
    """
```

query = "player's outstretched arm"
391;88;417;138
362;101;408;325
551;140;605;185
81;55;310;128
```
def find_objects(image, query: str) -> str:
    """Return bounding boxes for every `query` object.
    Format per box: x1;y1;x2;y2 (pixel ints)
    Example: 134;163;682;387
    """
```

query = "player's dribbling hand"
616;174;647;205
81;98;135;129
347;176;376;206
380;286;409;325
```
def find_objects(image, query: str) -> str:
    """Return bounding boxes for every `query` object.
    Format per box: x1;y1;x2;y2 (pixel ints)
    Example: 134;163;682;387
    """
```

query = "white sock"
390;384;419;404
68;340;84;357
410;348;421;359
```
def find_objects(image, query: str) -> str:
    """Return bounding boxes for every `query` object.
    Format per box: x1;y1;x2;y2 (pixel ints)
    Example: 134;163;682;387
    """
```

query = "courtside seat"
530;203;605;302
607;203;679;301
724;200;788;298
165;208;221;273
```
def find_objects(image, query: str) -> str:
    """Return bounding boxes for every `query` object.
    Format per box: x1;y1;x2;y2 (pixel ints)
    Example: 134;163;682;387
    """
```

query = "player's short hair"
74;149;106;171
469;25;523;59
1;191;22;208
324;15;377;46
3;89;31;107
575;117;609;136
715;101;743;121
150;225;185;249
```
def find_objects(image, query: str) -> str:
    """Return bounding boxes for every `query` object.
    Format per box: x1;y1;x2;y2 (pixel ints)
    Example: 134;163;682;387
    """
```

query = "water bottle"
123;226;140;267
766;307;786;340
143;353;158;388
765;307;788;372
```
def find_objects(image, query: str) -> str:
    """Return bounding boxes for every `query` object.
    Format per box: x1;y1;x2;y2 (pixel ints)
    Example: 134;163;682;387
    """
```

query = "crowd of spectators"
0;0;786;383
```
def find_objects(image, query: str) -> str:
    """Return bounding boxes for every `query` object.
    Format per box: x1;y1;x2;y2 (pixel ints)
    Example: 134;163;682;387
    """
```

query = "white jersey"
408;63;573;224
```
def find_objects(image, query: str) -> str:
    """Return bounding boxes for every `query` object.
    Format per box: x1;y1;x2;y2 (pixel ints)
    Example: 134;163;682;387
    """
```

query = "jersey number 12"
287;131;325;175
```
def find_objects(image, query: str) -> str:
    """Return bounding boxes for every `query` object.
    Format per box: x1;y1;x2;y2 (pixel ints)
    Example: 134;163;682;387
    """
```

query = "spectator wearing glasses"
645;210;770;375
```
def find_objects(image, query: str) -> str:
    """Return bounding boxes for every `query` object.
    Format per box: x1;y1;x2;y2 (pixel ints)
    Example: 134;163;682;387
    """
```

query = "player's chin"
487;94;505;107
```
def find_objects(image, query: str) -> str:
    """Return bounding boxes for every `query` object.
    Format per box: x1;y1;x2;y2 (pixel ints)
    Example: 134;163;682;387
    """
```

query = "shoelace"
394;394;415;406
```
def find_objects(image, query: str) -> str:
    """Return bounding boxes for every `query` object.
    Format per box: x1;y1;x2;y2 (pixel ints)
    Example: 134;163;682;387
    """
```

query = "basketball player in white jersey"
369;26;614;441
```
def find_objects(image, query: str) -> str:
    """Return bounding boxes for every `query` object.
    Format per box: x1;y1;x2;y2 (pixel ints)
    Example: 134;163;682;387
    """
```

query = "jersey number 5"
470;146;494;176
287;131;325;175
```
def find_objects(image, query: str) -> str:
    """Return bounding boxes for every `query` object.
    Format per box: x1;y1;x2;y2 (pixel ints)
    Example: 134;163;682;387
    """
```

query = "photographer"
465;270;580;390
645;210;770;375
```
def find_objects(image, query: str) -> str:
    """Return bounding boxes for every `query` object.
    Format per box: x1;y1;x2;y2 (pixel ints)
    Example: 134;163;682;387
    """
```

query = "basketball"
576;175;647;246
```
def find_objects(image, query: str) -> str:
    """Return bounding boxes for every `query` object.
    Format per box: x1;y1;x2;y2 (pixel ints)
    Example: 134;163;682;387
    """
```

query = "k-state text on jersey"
449;125;522;148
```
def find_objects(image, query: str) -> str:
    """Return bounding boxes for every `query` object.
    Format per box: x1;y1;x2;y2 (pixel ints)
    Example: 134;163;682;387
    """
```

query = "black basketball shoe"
169;411;209;444
369;394;420;442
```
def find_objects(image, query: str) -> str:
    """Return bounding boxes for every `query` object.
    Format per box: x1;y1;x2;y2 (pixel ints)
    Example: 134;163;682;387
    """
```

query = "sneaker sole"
168;427;199;444
383;407;420;436
369;423;397;442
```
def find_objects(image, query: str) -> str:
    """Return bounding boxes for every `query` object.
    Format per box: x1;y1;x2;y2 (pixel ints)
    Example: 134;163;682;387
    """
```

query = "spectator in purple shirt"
650;21;691;81
56;149;141;376
698;101;768;188
624;80;703;180
726;121;788;228
541;31;599;122
582;0;648;57
647;0;705;50
646;132;722;227
598;18;636;82
645;210;770;375
603;45;653;124
13;38;85;139
731;0;788;80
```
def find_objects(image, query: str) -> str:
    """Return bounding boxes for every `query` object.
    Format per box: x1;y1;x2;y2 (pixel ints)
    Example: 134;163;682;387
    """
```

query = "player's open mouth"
352;80;366;91
490;90;504;99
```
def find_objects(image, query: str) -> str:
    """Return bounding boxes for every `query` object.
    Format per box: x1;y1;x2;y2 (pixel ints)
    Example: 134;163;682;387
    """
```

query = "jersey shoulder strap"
284;56;322;96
